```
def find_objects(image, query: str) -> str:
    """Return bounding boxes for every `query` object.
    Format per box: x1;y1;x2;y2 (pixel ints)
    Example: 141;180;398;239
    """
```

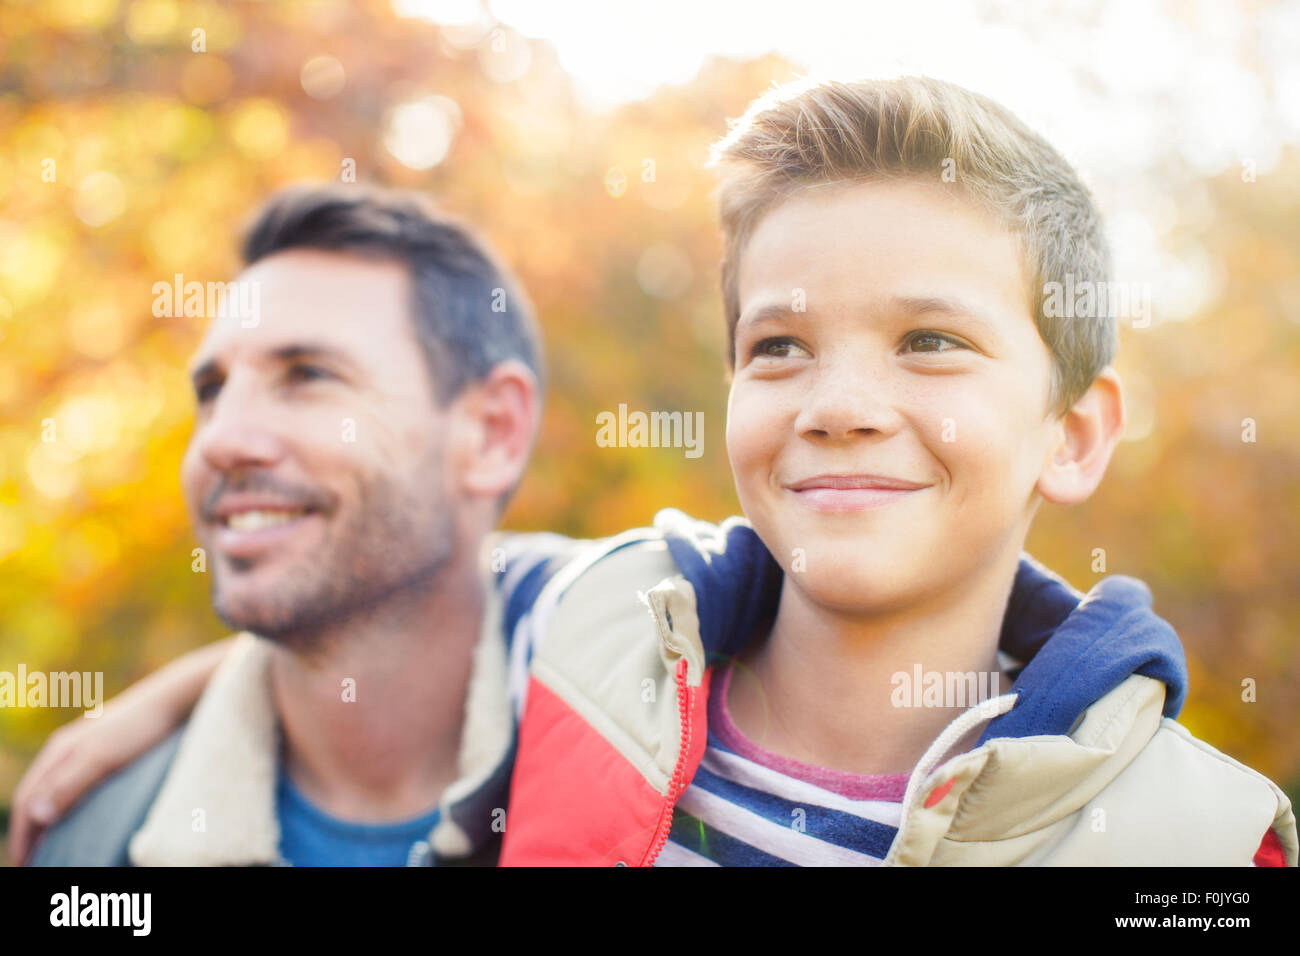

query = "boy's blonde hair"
709;75;1114;419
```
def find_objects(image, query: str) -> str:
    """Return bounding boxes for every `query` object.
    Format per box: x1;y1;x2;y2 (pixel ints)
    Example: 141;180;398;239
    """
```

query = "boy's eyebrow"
736;303;804;328
737;296;998;332
893;295;998;332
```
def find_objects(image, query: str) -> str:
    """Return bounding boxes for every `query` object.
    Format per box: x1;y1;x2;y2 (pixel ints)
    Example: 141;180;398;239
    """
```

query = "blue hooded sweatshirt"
650;508;1189;746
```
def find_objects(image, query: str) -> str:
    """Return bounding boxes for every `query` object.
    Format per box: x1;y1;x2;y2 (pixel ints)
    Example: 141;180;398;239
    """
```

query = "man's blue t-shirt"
275;771;441;867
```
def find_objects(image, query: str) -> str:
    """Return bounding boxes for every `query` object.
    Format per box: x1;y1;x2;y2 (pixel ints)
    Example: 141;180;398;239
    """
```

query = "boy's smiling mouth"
783;473;931;512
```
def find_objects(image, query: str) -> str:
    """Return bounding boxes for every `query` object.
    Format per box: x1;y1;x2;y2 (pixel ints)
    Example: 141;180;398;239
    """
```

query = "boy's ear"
1037;366;1126;505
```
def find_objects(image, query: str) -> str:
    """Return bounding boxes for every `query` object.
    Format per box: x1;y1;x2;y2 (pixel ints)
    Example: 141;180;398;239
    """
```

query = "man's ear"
449;360;540;502
1037;366;1126;505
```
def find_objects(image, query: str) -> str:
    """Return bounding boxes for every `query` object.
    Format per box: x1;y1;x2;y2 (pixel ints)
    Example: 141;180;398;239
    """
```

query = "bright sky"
391;0;1300;329
398;0;1300;172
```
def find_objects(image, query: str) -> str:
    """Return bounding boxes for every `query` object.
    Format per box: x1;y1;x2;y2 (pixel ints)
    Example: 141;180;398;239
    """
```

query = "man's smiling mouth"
206;495;328;558
220;507;310;531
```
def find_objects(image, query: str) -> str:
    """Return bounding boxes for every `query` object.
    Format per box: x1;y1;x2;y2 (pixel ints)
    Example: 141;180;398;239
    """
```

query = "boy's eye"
751;337;810;360
904;330;967;353
195;380;221;403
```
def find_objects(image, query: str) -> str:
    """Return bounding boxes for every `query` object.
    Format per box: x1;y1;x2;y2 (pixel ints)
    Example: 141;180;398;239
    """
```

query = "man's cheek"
179;462;206;528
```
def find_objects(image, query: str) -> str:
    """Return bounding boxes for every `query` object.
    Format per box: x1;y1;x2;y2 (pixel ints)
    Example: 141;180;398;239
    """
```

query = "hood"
654;508;1188;744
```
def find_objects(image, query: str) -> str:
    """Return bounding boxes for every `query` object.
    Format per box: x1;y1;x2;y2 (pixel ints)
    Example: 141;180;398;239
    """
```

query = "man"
23;183;574;865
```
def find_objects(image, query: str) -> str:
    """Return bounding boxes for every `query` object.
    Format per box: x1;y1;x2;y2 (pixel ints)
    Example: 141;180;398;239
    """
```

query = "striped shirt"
655;661;912;867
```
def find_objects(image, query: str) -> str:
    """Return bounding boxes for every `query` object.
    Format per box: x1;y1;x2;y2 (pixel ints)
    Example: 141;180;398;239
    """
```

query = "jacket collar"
625;560;1177;866
884;673;1168;865
645;509;1189;863
654;508;1189;740
630;554;1178;865
128;634;281;866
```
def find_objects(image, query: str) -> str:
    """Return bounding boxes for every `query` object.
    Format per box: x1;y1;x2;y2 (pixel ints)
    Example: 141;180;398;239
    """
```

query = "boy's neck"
727;545;1021;777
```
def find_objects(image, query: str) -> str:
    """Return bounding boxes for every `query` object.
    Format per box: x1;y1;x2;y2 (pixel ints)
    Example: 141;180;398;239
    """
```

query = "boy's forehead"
736;179;1034;326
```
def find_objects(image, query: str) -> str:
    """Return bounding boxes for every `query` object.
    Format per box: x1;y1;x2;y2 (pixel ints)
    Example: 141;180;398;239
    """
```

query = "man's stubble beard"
208;457;456;653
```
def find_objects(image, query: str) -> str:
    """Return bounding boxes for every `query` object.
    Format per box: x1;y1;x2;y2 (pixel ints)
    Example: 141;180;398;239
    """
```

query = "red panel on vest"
1252;828;1286;867
499;678;666;866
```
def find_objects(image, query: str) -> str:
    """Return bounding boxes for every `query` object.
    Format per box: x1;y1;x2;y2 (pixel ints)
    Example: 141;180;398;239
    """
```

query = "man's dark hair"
241;183;544;404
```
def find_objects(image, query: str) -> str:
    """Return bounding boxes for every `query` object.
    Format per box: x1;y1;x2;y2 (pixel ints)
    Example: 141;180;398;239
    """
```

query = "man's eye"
195;381;221;403
286;364;332;383
750;337;809;360
904;330;966;353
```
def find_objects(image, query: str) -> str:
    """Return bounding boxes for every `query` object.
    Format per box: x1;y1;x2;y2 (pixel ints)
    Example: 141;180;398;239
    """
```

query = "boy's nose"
794;357;903;442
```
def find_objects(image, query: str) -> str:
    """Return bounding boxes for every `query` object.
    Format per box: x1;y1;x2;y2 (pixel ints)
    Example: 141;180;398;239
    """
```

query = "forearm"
120;635;236;726
9;635;239;864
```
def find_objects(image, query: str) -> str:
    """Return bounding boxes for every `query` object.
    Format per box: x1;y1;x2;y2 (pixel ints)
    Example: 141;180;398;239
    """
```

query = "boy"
16;77;1296;866
493;76;1296;865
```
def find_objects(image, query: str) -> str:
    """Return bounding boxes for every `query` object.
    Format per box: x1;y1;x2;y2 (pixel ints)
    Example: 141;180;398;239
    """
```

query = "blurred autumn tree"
1033;155;1300;796
1;0;1297;845
0;0;792;812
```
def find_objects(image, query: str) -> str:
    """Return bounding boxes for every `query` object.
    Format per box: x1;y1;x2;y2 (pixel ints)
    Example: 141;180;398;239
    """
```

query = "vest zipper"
639;656;695;867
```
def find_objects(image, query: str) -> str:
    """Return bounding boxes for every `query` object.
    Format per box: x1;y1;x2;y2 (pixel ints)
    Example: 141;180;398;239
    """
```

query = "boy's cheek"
725;393;780;479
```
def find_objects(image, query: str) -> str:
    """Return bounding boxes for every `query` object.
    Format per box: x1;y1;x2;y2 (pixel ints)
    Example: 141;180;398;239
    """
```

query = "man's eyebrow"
268;343;361;372
188;343;361;387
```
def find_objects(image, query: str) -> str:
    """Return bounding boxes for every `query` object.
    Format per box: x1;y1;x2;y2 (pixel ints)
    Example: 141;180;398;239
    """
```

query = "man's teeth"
225;509;306;532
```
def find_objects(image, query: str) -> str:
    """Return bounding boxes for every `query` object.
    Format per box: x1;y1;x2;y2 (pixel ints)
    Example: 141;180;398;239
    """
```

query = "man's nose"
191;374;285;472
793;350;903;442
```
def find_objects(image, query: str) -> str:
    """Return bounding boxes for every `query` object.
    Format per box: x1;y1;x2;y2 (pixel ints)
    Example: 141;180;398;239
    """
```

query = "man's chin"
209;567;430;647
211;580;323;644
213;603;295;641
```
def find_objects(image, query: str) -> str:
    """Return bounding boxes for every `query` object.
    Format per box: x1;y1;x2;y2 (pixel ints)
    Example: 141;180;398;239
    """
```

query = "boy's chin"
780;547;934;615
